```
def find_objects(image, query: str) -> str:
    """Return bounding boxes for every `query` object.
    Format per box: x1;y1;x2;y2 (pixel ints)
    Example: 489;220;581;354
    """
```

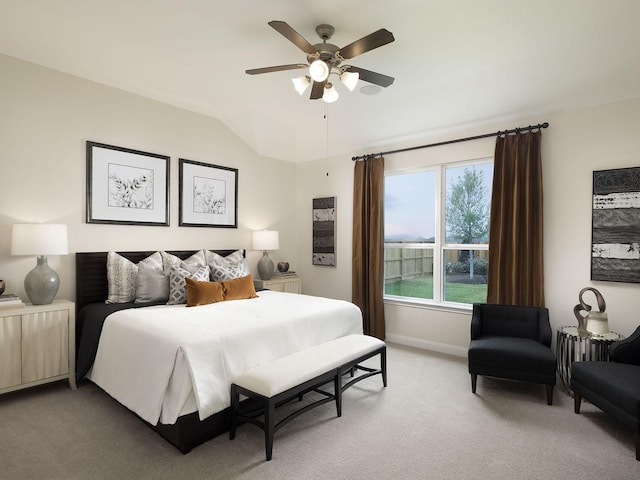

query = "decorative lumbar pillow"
167;264;210;305
135;265;170;303
221;274;258;301
185;278;225;307
106;251;163;304
207;249;249;281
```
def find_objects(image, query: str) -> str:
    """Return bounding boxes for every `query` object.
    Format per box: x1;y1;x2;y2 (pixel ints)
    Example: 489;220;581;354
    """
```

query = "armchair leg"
546;385;553;406
574;393;582;414
471;374;477;393
636;433;639;461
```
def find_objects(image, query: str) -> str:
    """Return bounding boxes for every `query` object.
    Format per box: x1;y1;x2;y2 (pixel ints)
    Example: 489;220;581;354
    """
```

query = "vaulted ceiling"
2;0;640;163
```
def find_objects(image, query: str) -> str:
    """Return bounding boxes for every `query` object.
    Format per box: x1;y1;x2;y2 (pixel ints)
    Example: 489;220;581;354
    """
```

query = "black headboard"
75;249;240;314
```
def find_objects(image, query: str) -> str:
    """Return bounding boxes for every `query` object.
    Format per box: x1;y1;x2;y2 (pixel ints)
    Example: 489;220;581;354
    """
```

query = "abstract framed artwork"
591;166;640;283
179;158;238;228
86;141;169;226
312;196;336;266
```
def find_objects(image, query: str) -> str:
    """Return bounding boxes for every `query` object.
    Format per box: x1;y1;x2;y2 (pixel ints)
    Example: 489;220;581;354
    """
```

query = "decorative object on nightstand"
277;261;289;273
573;287;609;336
11;223;69;305
0;279;4;295
0;293;25;309
252;230;279;280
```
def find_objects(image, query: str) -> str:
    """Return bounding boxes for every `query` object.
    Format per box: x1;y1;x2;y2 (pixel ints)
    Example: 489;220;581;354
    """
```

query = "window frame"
383;157;493;310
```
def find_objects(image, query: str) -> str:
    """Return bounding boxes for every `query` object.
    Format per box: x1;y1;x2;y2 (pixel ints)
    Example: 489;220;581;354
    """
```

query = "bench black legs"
230;345;386;461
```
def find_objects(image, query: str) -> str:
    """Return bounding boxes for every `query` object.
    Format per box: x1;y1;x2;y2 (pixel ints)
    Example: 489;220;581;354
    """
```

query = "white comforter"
88;291;363;425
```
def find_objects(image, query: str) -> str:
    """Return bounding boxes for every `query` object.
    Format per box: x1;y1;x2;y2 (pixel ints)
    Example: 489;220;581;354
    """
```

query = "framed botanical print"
86;141;169;226
179;158;238;228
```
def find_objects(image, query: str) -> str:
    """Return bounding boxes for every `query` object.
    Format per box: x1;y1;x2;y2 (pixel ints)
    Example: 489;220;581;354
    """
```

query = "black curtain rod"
351;122;549;161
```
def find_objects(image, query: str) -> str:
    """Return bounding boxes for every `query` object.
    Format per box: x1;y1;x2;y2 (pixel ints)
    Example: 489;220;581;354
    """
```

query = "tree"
446;168;490;277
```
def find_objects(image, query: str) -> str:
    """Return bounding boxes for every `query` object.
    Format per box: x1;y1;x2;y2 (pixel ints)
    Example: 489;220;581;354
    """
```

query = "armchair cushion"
469;336;557;385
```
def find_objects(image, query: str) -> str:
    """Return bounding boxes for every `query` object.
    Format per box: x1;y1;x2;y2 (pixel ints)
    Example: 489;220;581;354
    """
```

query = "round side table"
556;326;624;395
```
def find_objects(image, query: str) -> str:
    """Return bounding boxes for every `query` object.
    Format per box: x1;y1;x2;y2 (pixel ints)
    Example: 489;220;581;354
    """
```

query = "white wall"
296;97;640;355
0;54;297;302
4;52;639;356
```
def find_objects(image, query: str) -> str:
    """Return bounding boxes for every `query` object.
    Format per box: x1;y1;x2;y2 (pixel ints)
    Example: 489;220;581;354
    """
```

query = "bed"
75;249;363;453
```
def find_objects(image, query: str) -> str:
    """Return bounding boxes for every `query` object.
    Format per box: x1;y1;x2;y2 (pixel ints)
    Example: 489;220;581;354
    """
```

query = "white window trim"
383;157;492;309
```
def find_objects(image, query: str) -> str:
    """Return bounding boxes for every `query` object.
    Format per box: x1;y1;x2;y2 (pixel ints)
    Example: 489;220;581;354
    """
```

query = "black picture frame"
179;158;238;228
86;141;170;226
312;196;336;266
591;166;640;283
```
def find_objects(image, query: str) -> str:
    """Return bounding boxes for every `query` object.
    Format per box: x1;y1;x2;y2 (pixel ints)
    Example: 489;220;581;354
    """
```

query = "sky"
384;162;493;241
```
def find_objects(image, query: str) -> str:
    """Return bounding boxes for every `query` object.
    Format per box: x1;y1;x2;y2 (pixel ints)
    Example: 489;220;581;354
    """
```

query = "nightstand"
254;275;301;294
0;299;76;394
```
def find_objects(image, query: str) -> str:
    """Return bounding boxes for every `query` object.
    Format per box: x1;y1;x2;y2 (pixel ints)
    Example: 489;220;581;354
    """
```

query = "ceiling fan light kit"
340;71;359;91
323;83;339;103
246;20;395;103
292;75;310;95
309;59;330;82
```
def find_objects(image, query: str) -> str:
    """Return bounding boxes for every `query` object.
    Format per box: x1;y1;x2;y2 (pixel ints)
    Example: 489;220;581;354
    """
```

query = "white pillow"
106;251;163;304
167;264;210;305
161;250;207;273
206;249;249;281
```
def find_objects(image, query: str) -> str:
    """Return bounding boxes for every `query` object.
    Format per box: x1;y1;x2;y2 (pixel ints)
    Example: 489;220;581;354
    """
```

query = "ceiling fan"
246;20;395;103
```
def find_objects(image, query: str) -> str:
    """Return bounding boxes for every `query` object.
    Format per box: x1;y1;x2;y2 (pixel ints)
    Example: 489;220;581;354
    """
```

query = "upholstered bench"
229;334;387;461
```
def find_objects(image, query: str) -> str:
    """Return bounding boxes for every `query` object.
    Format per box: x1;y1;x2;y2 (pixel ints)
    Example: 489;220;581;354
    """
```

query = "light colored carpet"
1;343;638;479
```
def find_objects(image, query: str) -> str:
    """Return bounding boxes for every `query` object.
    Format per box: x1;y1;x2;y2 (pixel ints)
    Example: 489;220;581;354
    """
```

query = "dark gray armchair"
468;303;557;405
571;326;640;461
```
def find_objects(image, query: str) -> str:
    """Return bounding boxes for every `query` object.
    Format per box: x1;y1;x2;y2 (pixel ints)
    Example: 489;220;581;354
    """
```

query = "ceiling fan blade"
310;80;326;100
246;64;308;75
344;66;394;87
268;20;317;55
337;28;395;60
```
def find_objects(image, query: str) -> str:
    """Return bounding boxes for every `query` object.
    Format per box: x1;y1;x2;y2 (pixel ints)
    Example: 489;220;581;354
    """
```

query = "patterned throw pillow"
161;250;207;273
167;264;210;305
106;251;163;304
206;249;249;281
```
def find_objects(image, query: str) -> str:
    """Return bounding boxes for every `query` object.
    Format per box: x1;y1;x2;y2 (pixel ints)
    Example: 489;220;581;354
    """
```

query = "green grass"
384;276;487;304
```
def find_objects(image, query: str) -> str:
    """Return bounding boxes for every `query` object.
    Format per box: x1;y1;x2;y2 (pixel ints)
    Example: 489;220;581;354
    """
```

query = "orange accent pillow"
222;274;259;301
185;277;224;307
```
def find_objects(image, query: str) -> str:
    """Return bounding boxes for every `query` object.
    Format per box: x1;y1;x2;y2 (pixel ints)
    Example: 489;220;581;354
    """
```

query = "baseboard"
385;333;468;358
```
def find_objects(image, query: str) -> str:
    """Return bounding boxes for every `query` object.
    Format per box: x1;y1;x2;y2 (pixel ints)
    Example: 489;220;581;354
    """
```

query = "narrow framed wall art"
312;196;336;266
592;166;640;283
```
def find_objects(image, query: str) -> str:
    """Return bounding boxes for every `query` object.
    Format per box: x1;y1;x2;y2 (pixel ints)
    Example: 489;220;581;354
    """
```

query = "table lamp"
252;230;279;280
11;223;69;305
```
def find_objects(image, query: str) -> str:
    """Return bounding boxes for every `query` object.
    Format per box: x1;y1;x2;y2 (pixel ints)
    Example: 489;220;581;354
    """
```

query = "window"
384;160;493;306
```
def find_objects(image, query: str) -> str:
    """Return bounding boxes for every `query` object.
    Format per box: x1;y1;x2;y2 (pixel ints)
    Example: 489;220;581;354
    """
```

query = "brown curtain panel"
352;156;385;339
487;131;545;307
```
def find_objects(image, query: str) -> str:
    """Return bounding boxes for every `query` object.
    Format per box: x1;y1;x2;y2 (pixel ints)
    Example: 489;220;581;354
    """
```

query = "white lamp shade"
340;71;359;91
11;224;69;256
323;84;339;103
252;230;279;251
309;60;330;82
292;76;310;95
